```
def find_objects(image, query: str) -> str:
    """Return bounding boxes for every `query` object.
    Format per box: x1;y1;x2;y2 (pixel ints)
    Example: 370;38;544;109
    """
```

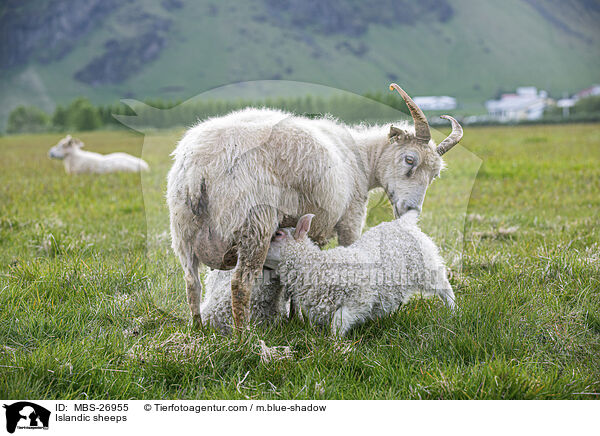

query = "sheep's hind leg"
231;207;278;331
179;249;203;328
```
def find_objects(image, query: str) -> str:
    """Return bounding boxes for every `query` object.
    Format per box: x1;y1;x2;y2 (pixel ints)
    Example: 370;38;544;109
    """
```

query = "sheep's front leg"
336;197;367;247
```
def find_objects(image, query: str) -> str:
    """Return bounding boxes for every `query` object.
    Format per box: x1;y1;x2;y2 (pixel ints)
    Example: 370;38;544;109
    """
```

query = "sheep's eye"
273;230;285;240
405;156;415;165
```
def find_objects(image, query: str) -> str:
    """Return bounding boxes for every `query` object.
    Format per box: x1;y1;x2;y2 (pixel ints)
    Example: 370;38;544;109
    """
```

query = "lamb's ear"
293;214;314;241
72;138;84;148
388;126;405;144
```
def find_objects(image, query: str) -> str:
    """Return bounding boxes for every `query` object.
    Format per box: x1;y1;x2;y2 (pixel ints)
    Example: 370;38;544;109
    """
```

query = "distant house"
575;84;600;100
485;87;549;121
412;96;457;111
553;84;600;117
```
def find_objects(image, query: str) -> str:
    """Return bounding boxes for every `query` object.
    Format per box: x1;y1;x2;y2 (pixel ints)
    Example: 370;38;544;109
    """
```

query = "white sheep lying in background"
48;135;149;174
264;213;455;336
201;269;288;334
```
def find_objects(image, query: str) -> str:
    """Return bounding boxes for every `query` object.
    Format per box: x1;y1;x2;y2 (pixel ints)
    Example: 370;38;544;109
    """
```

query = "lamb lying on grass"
264;213;455;336
48;135;149;174
201;269;288;334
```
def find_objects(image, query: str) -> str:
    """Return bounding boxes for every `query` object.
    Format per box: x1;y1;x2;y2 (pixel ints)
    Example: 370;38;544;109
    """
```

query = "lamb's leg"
231;208;277;330
331;306;356;337
331;307;348;337
336;197;367;246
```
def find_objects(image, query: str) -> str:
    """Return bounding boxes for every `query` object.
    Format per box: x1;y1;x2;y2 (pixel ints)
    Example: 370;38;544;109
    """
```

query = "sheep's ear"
388;126;405;144
72;138;84;148
293;214;314;241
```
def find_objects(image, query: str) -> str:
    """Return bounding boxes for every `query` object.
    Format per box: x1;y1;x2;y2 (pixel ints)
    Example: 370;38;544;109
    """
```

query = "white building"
485;87;549;121
556;98;576;117
413;96;457;111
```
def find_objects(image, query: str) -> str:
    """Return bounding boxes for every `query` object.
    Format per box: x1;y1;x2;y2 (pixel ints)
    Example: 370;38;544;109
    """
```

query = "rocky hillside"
1;0;599;130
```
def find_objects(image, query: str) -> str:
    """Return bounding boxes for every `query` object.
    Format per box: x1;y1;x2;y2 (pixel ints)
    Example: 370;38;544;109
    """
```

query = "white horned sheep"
166;84;463;329
264;213;455;336
48;135;149;174
201;269;288;334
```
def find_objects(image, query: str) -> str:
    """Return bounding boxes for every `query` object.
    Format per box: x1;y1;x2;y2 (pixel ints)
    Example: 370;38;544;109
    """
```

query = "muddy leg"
231;208;277;330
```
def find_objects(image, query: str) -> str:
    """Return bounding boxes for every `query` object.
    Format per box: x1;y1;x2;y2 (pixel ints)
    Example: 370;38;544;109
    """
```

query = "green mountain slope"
1;0;599;130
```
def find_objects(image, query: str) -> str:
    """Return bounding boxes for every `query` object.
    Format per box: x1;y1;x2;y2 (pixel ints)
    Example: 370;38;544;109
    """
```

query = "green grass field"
1;123;599;399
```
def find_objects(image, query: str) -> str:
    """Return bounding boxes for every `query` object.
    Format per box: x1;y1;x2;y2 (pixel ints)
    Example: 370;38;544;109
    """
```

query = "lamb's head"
377;84;463;218
264;214;315;270
48;135;83;160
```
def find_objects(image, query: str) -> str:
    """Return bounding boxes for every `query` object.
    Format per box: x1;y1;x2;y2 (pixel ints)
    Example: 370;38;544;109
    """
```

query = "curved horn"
389;83;431;146
436;115;463;155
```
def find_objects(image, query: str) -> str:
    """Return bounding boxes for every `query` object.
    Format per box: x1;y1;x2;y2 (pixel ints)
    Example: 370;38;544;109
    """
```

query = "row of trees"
7;93;600;134
6;98;136;134
5;93;408;134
